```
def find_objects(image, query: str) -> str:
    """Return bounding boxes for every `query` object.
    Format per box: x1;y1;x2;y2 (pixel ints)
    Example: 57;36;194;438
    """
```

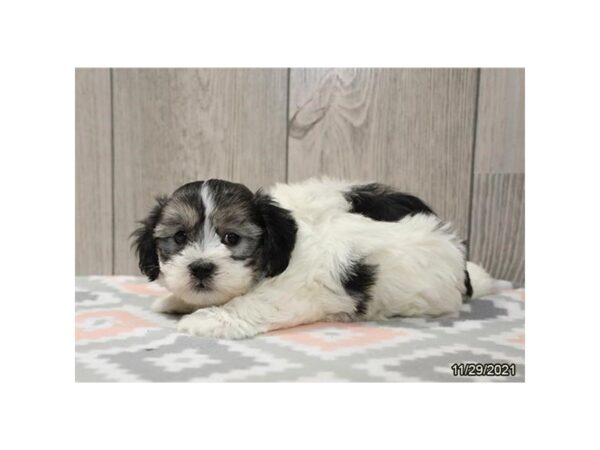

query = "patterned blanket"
75;276;525;382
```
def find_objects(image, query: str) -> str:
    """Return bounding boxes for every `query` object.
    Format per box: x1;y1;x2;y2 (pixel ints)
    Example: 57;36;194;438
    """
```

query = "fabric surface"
75;276;525;382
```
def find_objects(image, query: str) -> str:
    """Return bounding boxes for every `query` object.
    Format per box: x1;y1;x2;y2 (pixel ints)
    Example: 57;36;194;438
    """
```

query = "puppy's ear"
254;192;297;277
131;196;168;281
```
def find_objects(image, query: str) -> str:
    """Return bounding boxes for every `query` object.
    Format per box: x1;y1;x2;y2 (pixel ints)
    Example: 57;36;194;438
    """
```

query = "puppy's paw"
177;308;259;339
152;295;197;314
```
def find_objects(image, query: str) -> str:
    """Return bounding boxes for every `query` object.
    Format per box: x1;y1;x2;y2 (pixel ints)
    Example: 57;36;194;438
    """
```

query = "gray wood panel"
112;69;288;274
469;174;525;284
288;68;479;238
75;68;113;275
474;69;525;173
469;69;525;283
74;68;525;280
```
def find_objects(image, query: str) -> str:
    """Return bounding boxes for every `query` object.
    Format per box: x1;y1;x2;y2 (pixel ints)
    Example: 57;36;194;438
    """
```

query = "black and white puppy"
133;178;494;339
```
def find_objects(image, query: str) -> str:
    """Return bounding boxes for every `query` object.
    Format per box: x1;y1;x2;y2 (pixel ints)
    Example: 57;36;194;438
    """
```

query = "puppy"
132;178;494;339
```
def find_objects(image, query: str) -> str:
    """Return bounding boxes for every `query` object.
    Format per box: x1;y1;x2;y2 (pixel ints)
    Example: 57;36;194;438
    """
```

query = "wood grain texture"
474;69;525;174
75;68;525;281
469;68;525;283
288;68;479;238
469;174;524;284
112;69;288;274
75;69;113;275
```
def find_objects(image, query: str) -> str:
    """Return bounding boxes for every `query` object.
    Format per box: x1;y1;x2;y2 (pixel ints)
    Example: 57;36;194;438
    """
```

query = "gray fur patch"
204;179;263;262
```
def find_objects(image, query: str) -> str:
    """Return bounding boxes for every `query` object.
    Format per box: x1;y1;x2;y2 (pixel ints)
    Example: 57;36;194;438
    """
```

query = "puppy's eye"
223;232;240;246
173;231;187;245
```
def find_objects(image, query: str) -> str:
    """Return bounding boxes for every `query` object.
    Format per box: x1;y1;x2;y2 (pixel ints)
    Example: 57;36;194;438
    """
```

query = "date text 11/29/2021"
451;363;516;377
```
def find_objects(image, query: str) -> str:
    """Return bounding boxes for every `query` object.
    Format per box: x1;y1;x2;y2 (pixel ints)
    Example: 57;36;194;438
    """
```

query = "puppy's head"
132;179;296;307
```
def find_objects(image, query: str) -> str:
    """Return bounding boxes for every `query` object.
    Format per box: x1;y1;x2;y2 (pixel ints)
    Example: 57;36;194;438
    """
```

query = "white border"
2;0;600;448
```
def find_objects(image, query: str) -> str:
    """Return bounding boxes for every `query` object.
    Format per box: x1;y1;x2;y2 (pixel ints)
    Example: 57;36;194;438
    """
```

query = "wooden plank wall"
112;69;288;274
469;69;525;284
288;68;478;238
75;69;113;274
75;68;525;283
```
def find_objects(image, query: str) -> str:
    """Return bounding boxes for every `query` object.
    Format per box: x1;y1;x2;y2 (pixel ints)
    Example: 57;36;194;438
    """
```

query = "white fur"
466;261;496;297
158;242;256;308
164;178;494;339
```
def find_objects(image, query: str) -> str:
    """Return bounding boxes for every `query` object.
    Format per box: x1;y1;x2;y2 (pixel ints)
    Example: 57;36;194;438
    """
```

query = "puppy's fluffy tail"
466;261;502;298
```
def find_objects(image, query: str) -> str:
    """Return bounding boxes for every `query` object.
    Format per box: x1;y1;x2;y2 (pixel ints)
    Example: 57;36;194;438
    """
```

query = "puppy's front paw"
177;308;259;339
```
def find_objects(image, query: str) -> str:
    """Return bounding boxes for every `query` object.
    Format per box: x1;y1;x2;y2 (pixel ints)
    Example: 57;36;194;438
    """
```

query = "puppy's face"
132;179;296;307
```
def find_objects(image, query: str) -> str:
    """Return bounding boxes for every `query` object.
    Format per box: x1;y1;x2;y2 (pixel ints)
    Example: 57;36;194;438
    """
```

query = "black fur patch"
254;193;298;277
345;183;434;221
131;196;168;281
464;269;473;298
342;260;378;315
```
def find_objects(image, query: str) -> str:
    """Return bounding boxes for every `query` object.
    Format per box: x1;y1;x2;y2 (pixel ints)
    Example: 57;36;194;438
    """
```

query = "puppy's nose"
188;261;216;281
